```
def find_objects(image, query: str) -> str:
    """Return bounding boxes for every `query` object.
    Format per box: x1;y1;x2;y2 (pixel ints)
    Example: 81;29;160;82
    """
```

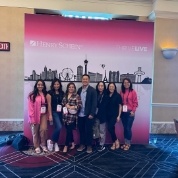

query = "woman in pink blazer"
28;79;48;154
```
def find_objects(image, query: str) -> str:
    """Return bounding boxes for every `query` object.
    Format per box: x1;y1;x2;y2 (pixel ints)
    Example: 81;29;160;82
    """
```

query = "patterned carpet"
0;132;178;178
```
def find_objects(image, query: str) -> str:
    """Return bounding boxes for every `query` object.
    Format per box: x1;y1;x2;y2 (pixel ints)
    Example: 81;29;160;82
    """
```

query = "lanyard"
123;92;130;104
98;93;104;104
40;95;44;105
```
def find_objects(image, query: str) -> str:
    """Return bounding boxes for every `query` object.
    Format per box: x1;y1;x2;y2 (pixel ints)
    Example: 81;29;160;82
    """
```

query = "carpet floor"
0;132;178;178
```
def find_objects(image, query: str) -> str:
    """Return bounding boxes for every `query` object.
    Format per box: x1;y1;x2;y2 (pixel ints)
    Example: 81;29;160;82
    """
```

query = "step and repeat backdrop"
24;14;154;144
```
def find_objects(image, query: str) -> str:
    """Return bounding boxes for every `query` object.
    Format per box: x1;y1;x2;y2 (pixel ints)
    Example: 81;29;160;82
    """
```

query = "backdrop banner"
24;14;154;144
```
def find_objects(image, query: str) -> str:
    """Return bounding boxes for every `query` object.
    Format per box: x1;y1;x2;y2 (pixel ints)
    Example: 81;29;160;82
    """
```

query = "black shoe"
97;145;105;152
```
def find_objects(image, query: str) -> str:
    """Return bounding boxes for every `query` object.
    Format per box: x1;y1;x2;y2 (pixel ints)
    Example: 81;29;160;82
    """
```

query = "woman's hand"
66;104;70;109
66;104;76;110
49;115;53;121
117;116;120;122
88;115;93;119
130;111;135;117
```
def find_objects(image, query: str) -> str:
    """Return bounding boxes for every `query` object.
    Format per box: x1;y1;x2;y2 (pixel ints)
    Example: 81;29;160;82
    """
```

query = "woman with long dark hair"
28;79;48;154
106;82;122;150
46;78;64;152
120;78;138;151
95;81;109;151
62;82;82;153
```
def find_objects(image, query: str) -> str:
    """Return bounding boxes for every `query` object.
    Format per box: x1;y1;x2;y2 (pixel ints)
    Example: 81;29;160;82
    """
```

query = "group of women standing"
28;77;138;154
28;78;81;154
95;79;138;152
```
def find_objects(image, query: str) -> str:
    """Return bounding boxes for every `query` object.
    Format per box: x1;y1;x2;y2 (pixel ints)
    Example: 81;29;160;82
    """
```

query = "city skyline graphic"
24;60;152;84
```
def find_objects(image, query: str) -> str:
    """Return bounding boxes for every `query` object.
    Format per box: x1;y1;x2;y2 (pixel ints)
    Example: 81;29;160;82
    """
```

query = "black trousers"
78;116;94;146
107;116;117;142
65;122;75;146
121;112;134;141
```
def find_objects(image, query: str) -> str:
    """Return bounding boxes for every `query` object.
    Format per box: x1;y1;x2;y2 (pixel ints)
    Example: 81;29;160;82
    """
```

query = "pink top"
28;93;46;124
120;89;138;113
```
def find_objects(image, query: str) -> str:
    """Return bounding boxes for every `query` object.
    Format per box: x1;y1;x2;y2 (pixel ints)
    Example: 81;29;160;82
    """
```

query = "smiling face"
53;81;60;91
68;84;75;94
82;75;90;87
109;83;115;94
123;79;130;89
37;81;44;92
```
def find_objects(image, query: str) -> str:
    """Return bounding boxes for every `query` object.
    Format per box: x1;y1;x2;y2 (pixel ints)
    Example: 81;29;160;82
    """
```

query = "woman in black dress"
106;82;122;150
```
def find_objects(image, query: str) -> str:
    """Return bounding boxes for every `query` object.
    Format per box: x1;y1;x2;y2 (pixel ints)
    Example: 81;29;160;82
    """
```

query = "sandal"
35;147;41;154
115;140;120;149
70;142;75;150
63;146;68;153
40;145;48;152
121;144;127;149
123;144;130;151
110;143;116;150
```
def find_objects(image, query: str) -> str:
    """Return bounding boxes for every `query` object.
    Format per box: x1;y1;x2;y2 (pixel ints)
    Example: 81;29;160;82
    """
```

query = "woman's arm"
132;90;138;113
46;94;53;121
117;93;123;122
117;104;122;121
28;97;35;124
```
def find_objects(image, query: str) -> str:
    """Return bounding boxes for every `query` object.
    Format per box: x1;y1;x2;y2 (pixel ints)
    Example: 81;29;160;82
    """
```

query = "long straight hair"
29;79;47;102
121;78;133;93
96;81;106;95
50;78;63;94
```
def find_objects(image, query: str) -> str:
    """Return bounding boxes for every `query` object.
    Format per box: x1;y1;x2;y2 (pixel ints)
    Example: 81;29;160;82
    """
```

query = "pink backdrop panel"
24;14;153;145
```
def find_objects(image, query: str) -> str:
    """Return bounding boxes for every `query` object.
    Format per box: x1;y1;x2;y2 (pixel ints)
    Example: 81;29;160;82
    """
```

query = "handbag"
6;134;17;145
12;134;29;151
68;108;77;115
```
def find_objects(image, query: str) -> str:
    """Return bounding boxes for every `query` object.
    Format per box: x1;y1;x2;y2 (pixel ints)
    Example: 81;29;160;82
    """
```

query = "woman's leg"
99;122;106;146
52;112;62;143
69;122;75;144
107;118;117;142
40;114;48;146
125;116;134;145
63;123;75;153
31;124;40;148
65;124;74;146
121;113;128;144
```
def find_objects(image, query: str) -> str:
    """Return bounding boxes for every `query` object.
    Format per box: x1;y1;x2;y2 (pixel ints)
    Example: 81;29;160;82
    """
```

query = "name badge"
123;105;128;112
41;105;46;114
63;107;68;115
57;104;62;112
